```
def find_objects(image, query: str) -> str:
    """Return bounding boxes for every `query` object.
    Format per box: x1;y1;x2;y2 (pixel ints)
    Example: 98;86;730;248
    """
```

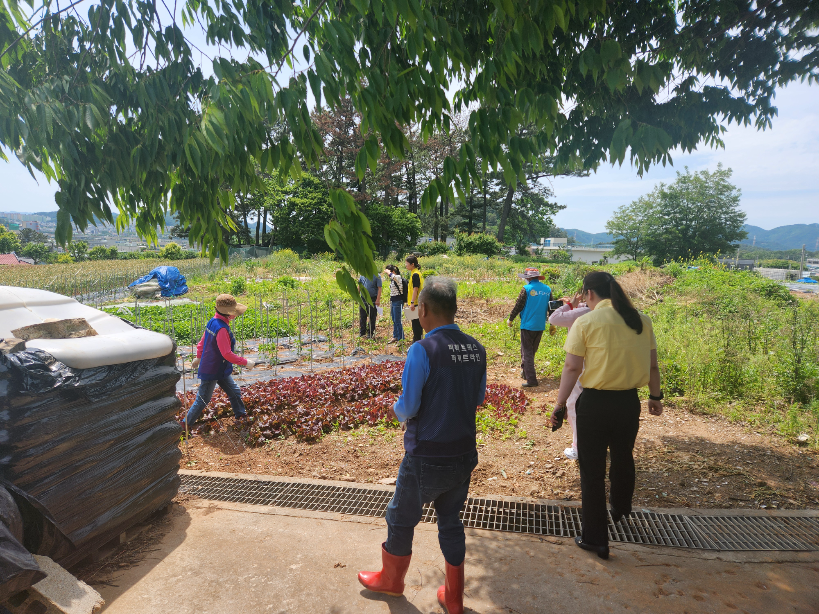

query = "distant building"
22;220;40;231
536;237;627;264
0;252;33;266
718;258;755;271
540;237;568;248
417;236;456;247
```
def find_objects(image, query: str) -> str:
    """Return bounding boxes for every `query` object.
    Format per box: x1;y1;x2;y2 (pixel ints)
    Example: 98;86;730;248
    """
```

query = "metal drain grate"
609;511;712;549
180;474;819;552
687;515;819;551
422;499;563;536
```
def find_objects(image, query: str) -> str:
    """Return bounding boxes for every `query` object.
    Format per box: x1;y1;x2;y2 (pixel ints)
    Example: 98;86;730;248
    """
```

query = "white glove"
244;359;256;369
191;357;200;370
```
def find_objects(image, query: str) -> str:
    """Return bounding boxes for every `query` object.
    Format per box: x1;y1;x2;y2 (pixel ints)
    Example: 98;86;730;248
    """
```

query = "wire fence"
104;290;407;380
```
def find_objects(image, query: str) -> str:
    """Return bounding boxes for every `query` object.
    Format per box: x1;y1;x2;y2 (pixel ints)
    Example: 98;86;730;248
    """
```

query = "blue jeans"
185;375;247;425
390;300;404;340
385;451;478;566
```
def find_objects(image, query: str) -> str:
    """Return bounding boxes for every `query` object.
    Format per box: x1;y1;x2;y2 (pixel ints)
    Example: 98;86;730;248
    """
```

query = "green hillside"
741;224;819;251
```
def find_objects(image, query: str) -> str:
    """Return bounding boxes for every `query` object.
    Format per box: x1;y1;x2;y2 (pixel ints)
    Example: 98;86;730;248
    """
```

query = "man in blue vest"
507;267;552;388
358;277;486;614
185;294;256;430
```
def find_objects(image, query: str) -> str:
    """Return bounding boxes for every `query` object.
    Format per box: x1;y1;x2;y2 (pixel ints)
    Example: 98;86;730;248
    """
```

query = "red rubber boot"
358;543;411;596
437;561;465;614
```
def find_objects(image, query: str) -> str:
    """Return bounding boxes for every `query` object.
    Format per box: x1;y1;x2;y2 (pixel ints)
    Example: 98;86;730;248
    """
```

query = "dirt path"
178;365;819;511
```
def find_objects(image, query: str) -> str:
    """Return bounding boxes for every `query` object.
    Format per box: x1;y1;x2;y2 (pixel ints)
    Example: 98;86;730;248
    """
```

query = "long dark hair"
582;271;643;334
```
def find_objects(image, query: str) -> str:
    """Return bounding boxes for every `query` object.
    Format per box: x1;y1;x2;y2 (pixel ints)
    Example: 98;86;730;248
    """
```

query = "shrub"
758;259;795;270
547;249;572;264
55;254;74;263
88;246;118;260
230;276;247;296
159;243;184;260
119;251;144;259
454;232;503;257
67;240;88;261
276;275;298;289
20;242;51;264
0;224;21;253
417;241;450;256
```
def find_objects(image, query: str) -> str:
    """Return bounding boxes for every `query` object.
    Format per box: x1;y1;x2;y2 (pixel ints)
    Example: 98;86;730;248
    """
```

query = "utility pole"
800;244;806;279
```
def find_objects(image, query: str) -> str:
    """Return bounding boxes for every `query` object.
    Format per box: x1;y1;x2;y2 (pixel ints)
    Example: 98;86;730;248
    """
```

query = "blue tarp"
129;266;189;297
796;278;818;284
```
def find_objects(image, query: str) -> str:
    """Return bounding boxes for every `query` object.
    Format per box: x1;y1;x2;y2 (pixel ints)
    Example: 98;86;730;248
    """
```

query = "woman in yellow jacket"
551;271;664;560
405;255;424;343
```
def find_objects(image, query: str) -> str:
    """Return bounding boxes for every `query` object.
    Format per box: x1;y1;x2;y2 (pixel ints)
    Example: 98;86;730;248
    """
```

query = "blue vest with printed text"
404;329;487;457
198;317;236;381
520;281;551;331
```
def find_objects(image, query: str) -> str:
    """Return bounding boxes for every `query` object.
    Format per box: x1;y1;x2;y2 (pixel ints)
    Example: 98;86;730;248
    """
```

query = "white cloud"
552;81;819;232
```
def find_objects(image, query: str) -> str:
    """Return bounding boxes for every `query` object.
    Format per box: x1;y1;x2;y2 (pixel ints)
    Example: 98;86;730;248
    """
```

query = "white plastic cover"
0;286;174;369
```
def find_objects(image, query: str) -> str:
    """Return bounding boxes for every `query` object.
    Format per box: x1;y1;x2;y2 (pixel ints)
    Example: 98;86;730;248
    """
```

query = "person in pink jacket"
548;292;591;460
184;294;256;430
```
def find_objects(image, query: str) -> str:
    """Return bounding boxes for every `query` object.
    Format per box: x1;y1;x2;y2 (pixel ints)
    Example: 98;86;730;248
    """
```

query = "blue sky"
551;81;819;233
1;43;816;234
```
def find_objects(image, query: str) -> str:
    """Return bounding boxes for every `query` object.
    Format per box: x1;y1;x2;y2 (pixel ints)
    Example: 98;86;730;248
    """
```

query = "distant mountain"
740;224;819;251
559;228;614;244
26;210;178;228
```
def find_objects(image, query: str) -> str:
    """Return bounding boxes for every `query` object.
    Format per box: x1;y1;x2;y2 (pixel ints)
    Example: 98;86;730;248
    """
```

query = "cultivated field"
3;251;818;510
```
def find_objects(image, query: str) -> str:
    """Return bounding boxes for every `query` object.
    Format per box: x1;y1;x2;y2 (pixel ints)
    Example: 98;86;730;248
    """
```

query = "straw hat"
517;267;545;280
215;294;247;316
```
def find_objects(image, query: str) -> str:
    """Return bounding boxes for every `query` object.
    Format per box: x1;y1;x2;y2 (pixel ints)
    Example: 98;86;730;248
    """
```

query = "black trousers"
520;329;543;385
359;303;377;338
410;317;424;343
576;388;641;547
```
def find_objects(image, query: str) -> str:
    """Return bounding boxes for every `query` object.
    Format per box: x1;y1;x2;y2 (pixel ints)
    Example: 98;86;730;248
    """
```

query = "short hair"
419;276;457;318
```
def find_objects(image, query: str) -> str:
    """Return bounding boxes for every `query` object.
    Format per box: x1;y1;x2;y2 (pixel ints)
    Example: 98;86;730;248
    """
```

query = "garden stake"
274;292;280;376
181;358;190;455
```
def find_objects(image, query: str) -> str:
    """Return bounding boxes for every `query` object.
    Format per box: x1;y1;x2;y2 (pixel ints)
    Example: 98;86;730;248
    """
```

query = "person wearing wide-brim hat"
184;294;257;431
507;268;552;388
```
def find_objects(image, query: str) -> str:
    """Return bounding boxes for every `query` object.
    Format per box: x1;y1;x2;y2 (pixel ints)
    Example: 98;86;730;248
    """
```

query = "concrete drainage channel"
180;474;819;552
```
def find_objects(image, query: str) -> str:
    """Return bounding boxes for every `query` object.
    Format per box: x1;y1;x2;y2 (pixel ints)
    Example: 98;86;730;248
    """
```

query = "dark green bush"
417;241;450;255
454;232;503;257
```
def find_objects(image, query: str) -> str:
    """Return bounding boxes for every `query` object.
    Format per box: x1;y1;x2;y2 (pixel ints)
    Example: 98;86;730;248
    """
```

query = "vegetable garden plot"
107;290;400;371
176;362;528;443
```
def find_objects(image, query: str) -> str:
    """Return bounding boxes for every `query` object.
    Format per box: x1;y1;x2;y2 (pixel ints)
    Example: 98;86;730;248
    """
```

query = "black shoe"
575;536;609;560
610;508;631;524
522;382;538;388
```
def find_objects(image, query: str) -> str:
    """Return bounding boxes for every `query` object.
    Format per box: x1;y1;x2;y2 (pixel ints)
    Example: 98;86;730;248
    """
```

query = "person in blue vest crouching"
185;294;256;430
358;276;486;614
507;267;552;388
